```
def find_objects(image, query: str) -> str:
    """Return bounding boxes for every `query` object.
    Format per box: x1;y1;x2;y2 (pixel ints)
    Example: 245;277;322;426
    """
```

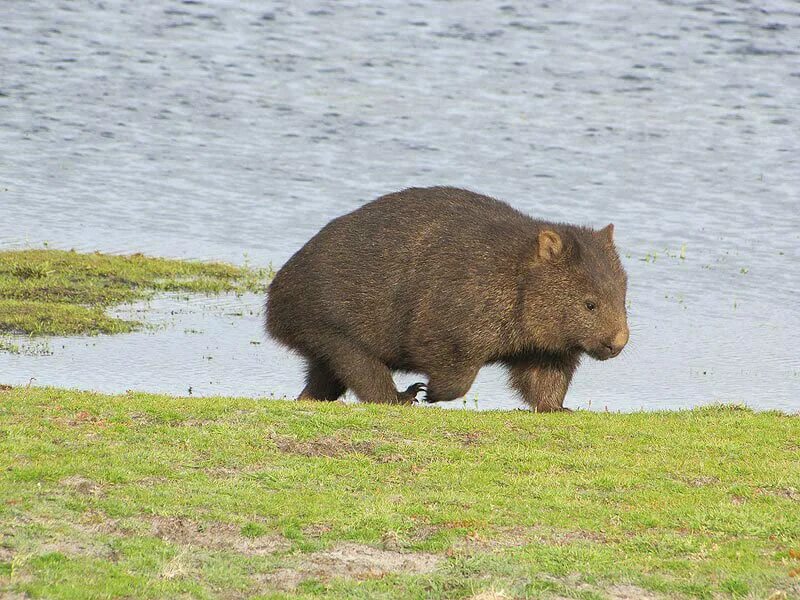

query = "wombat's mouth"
587;344;622;361
586;329;628;360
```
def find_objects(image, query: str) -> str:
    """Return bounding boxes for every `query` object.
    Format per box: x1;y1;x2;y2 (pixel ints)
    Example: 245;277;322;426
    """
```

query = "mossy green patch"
0;387;798;599
0;299;137;336
0;249;270;336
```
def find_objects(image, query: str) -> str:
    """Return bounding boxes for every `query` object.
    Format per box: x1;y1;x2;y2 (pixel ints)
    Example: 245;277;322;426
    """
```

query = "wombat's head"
524;224;629;360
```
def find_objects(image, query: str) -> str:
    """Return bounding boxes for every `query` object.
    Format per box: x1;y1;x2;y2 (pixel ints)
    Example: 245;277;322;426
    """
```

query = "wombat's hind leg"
323;338;414;404
423;367;479;403
298;359;346;401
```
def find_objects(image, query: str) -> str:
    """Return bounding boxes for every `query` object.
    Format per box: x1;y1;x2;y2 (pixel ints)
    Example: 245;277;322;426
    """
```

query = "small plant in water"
0;337;20;354
0;335;52;356
640;252;657;263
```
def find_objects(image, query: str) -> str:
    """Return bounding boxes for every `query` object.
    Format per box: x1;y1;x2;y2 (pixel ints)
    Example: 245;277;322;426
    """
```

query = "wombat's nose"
605;328;629;357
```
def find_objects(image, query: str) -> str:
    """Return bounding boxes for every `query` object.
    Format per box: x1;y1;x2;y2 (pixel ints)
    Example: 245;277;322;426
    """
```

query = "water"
1;1;798;411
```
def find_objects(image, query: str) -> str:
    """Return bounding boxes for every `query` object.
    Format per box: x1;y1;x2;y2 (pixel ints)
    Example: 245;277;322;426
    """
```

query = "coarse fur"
266;187;629;411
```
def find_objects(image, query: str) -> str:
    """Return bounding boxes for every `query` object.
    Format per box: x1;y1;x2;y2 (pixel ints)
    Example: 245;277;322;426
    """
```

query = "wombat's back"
267;187;533;361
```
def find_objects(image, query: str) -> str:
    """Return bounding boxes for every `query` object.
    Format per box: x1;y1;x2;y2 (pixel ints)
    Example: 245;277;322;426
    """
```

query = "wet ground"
1;1;798;411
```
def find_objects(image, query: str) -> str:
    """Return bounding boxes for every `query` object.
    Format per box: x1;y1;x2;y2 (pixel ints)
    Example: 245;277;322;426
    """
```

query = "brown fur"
266;187;629;410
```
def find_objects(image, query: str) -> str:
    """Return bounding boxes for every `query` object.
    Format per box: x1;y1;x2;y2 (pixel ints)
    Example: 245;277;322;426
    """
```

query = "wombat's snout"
603;328;629;358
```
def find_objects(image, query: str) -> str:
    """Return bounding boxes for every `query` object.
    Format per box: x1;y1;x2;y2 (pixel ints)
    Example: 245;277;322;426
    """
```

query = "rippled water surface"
1;1;798;411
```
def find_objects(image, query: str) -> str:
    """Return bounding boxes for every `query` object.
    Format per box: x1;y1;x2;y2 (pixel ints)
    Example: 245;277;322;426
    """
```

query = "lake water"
1;1;798;412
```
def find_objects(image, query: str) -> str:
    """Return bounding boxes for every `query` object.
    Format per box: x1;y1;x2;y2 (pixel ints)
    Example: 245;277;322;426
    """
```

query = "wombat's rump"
266;187;628;411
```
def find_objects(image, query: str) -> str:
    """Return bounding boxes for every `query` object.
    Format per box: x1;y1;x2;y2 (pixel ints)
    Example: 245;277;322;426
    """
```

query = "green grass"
0;249;271;336
1;387;798;599
0;299;138;336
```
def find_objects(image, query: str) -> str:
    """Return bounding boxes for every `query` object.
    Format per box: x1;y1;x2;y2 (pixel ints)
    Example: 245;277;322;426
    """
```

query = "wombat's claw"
404;382;427;402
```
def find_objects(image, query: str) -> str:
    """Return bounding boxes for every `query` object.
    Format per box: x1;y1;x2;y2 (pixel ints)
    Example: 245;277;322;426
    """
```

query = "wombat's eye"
585;300;597;312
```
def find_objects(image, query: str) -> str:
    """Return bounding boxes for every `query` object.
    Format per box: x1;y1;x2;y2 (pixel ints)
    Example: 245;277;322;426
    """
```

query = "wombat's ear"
538;230;563;261
599;223;615;242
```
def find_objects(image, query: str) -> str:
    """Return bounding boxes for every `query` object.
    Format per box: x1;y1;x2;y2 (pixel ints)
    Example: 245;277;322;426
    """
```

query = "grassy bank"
0;249;270;336
0;387;798;599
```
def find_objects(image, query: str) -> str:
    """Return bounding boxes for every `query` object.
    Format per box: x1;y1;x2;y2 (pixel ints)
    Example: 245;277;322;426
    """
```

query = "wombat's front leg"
398;382;427;404
508;353;581;412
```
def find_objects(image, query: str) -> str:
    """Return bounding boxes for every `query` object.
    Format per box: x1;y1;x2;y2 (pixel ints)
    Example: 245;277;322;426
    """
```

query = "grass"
1;387;798;599
0;299;138;336
0;249;271;336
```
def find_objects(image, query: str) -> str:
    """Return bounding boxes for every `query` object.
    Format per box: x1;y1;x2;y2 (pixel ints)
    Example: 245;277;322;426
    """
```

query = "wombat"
266;186;629;411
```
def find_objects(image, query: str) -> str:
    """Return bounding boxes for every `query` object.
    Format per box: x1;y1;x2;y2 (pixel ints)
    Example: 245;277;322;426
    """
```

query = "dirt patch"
757;486;800;502
452;528;521;552
127;412;156;425
37;538;116;560
202;466;244;478
547;529;607;545
7;516;116;561
66;411;108;427
605;584;665;599
0;545;15;561
260;568;306;591
160;548;196;580
259;542;440;591
453;526;606;553
177;418;220;427
149;516;289;556
76;513;290;557
302;523;334;538
682;475;719;487
60;475;104;497
441;430;484;447
270;434;378;459
375;452;406;463
541;575;666;600
380;525;440;551
467;591;513;600
462;432;482;446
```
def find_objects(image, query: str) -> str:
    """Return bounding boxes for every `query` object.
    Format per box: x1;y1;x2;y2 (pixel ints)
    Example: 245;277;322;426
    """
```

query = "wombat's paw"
403;382;427;403
534;405;573;413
